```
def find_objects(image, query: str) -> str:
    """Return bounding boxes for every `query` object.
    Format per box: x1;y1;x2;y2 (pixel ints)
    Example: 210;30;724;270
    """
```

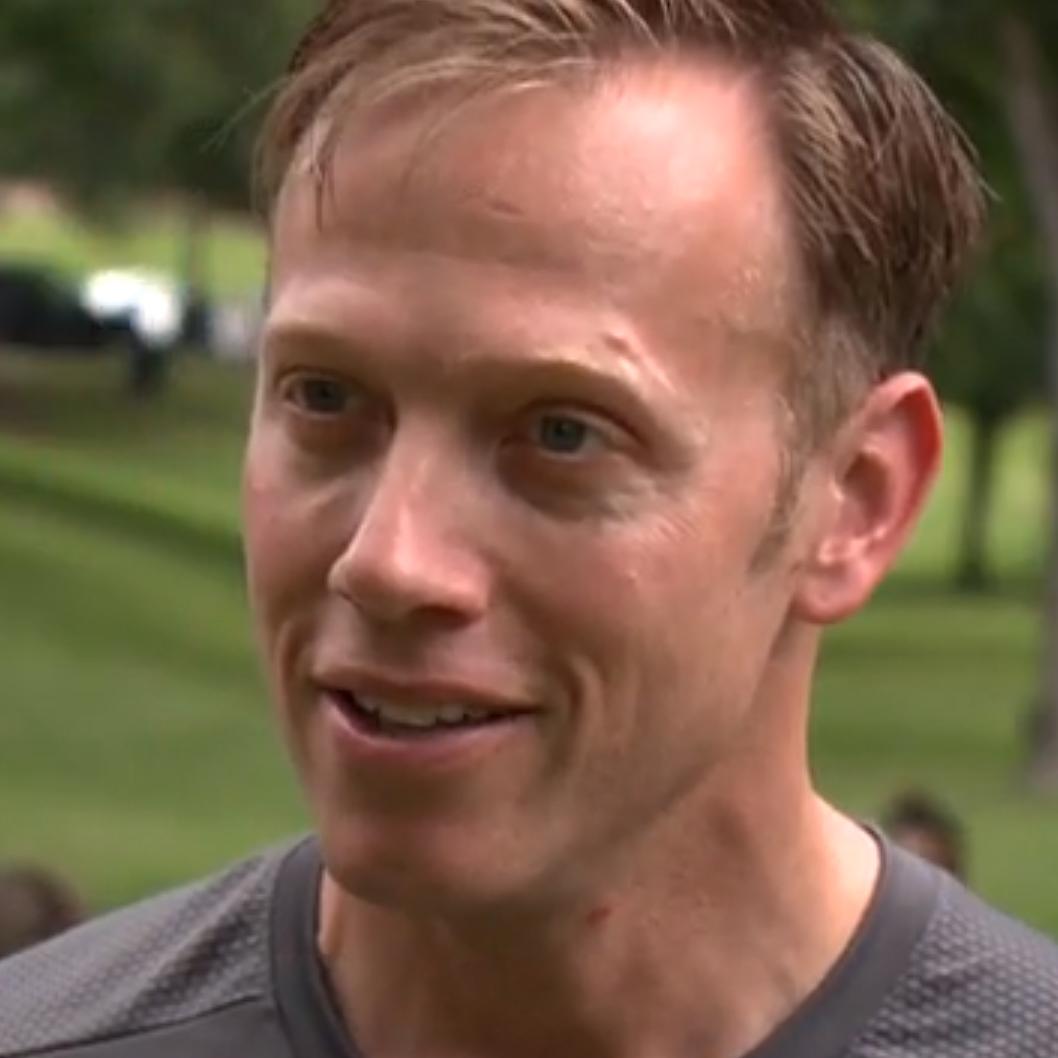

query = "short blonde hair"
258;0;987;446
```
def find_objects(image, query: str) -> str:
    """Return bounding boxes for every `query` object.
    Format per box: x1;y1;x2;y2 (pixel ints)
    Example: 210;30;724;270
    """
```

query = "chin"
316;815;551;920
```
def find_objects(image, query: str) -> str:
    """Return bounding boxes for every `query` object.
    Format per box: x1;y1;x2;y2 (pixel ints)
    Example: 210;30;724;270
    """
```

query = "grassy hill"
0;205;265;297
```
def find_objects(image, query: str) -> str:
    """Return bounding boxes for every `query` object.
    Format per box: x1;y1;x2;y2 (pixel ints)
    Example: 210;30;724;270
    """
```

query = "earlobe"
792;374;942;626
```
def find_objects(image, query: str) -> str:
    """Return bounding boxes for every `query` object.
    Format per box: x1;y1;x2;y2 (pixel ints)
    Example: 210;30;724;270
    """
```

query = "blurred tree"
0;2;167;217
0;0;314;269
998;10;1058;790
846;0;1058;787
135;0;312;291
840;1;1045;592
0;0;314;395
933;217;1047;593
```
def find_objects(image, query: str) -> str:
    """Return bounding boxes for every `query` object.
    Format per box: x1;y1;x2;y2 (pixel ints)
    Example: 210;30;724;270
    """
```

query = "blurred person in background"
0;864;86;960
881;790;967;882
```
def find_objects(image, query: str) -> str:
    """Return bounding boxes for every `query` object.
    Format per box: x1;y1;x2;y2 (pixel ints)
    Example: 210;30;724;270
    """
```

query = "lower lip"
322;691;535;773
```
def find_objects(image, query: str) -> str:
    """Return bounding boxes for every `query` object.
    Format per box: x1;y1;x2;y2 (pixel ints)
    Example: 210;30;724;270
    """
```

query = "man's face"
244;63;902;910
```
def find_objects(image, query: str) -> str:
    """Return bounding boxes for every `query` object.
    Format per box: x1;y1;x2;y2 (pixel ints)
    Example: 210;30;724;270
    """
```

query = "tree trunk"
955;412;1003;593
178;196;212;352
1000;13;1058;789
179;196;209;293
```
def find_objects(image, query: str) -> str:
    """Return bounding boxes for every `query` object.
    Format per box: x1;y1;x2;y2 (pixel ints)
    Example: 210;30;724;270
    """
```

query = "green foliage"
840;0;1050;425
932;213;1047;425
0;0;316;215
840;0;1053;595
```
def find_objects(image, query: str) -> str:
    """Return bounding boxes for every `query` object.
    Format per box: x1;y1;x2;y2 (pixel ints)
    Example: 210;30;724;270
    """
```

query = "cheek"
546;474;780;725
617;516;741;670
527;510;729;687
241;445;341;652
524;512;761;806
243;459;296;607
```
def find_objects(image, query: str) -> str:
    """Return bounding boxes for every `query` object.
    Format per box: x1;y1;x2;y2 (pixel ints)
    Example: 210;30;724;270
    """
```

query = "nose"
327;443;491;627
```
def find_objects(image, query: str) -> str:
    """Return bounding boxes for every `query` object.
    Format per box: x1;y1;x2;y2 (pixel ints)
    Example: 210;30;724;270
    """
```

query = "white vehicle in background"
79;268;187;353
210;293;265;362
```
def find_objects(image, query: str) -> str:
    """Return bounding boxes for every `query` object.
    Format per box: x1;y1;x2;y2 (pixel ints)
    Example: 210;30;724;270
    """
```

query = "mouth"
326;689;530;740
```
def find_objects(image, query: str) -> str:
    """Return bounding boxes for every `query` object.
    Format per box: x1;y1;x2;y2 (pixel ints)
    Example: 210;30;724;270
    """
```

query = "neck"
318;783;880;1058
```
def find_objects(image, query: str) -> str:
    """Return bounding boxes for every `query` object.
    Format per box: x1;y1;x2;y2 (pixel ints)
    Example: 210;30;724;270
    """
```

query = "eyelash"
280;374;357;416
275;372;623;465
515;408;613;458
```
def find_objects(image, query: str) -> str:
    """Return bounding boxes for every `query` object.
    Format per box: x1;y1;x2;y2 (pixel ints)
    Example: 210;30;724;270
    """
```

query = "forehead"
270;60;796;351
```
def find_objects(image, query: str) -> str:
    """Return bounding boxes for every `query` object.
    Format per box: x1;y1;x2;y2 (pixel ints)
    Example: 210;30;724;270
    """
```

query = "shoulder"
856;870;1058;1055
0;839;305;1058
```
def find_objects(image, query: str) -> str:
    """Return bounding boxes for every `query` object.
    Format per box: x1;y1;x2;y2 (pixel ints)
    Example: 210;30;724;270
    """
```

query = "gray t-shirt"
1;834;1057;1056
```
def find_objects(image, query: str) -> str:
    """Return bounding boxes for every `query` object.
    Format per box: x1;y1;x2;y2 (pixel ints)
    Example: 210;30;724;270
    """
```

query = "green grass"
0;497;305;905
0;355;280;904
814;597;1050;923
0;207;266;298
0;353;1055;936
897;413;1047;586
0;353;248;487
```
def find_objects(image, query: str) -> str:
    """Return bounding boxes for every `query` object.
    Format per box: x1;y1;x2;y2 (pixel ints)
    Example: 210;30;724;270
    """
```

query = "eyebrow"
260;315;686;423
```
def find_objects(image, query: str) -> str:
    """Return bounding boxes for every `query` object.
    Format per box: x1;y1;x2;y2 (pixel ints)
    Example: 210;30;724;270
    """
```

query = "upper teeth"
357;697;492;728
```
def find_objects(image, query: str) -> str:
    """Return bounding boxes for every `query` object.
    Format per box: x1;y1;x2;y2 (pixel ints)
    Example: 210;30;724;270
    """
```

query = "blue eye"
288;377;350;415
533;413;595;455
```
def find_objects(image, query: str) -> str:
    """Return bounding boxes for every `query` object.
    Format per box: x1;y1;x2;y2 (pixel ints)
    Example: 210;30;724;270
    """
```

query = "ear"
792;373;942;625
